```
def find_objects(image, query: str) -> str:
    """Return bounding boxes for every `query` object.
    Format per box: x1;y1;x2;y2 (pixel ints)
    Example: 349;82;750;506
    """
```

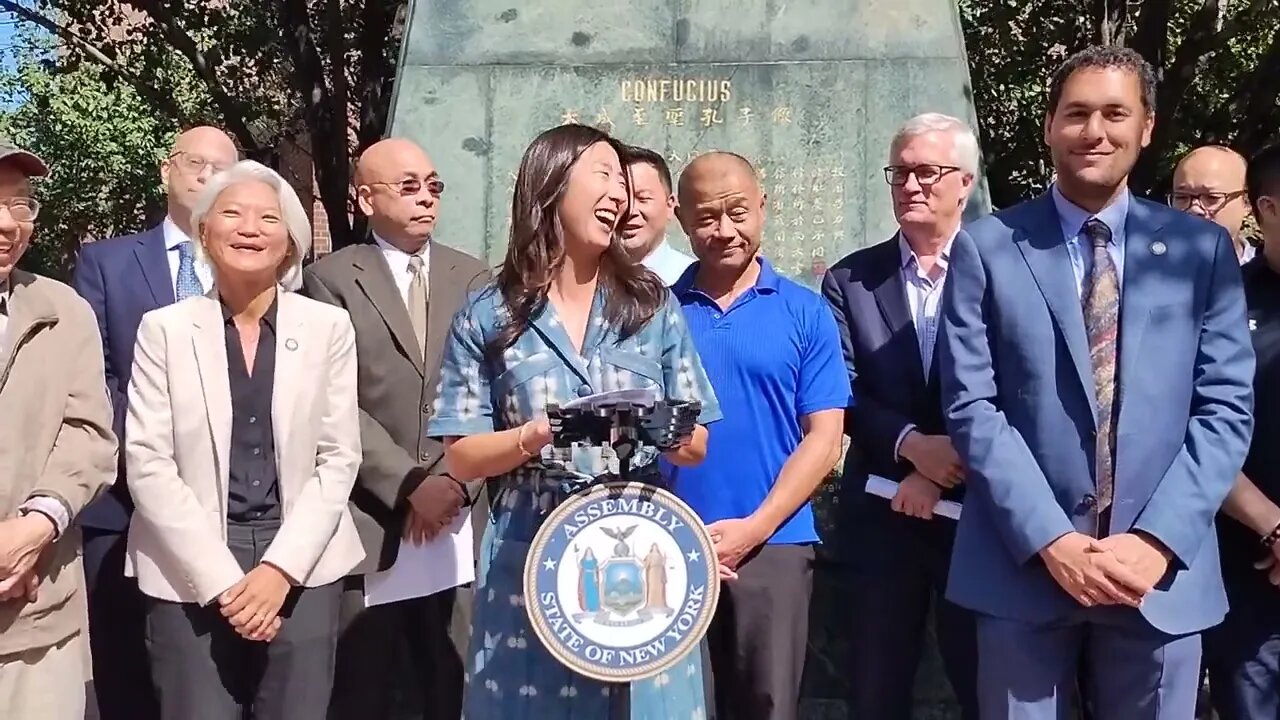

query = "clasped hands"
892;432;965;520
403;473;469;546
217;563;293;642
1040;531;1173;608
0;513;57;603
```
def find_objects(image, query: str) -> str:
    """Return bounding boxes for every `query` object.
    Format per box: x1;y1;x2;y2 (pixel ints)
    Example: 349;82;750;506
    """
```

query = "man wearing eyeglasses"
1170;146;1254;264
71;125;239;720
303;137;488;720
820;113;980;720
0;139;116;719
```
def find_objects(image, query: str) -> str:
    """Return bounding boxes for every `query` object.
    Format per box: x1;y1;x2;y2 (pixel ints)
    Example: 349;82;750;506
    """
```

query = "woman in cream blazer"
124;160;363;720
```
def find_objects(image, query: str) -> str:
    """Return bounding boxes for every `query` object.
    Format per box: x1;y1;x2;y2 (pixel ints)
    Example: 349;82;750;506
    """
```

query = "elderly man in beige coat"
0;139;117;719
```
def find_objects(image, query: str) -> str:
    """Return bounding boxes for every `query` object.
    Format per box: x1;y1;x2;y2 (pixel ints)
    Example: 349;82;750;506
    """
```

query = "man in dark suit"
71;126;238;720
939;46;1254;719
304;137;488;720
821;112;980;720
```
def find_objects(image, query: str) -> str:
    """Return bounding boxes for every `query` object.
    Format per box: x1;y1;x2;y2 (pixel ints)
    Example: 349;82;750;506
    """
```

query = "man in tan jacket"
0;139;117;718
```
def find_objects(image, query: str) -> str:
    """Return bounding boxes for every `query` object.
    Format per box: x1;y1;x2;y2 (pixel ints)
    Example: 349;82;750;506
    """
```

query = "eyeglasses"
884;164;964;187
168;152;233;176
0;197;39;222
368;177;446;198
1168;190;1246;214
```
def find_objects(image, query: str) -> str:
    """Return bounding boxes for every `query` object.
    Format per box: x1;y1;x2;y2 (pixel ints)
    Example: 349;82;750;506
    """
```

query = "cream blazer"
124;290;364;604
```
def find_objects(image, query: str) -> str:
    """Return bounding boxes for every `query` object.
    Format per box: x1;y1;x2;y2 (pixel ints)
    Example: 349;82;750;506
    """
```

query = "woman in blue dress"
428;124;722;720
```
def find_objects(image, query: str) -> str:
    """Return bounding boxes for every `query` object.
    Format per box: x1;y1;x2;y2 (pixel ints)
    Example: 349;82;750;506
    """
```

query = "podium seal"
524;481;719;682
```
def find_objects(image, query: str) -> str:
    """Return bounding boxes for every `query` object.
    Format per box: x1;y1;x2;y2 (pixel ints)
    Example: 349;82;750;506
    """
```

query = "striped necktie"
176;241;204;300
1081;218;1119;517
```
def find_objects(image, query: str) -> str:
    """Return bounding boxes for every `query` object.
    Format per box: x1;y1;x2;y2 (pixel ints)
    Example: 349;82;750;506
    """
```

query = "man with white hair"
72;126;238;720
820;113;981;719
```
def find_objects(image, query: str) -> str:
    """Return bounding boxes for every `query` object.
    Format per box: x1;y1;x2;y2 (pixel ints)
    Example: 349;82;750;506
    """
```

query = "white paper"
865;474;963;520
561;386;659;410
363;511;475;607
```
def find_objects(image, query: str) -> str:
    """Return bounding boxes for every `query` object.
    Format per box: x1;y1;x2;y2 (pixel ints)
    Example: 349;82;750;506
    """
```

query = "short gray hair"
191;160;311;291
890;113;982;177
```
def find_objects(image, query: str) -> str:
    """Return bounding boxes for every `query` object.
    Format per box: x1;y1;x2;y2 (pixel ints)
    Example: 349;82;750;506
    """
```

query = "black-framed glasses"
0;197;39;222
168;151;233;176
884;164;963;187
368;177;446;198
1168;190;1246;214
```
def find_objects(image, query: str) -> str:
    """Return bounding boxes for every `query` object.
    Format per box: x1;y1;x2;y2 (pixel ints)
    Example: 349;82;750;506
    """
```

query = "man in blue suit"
939;46;1254;719
71;126;238;719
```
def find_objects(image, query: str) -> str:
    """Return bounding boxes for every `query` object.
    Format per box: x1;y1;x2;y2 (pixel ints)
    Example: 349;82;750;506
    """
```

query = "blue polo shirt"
665;258;852;544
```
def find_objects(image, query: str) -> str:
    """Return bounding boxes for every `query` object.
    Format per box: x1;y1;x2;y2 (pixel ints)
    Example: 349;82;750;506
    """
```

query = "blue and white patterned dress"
428;284;722;720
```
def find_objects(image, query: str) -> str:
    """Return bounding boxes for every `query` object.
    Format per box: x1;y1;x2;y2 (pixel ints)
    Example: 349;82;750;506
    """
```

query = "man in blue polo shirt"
667;151;849;720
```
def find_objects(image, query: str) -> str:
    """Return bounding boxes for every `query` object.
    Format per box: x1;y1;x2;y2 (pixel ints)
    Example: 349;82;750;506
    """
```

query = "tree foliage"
960;0;1280;209
0;32;187;279
0;0;409;254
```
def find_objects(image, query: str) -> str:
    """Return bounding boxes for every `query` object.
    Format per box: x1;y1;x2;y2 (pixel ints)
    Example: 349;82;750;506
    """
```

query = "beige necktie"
407;255;428;357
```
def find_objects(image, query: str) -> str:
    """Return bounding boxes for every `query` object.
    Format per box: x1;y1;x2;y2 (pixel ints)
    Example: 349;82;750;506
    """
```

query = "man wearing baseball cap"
0;138;117;719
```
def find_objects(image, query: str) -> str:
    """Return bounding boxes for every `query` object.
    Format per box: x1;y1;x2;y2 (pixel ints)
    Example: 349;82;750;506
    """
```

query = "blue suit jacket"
938;193;1254;635
72;225;173;531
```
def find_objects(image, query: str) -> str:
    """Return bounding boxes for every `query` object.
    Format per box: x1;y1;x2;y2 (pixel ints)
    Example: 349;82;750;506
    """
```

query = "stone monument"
387;0;988;291
388;3;985;716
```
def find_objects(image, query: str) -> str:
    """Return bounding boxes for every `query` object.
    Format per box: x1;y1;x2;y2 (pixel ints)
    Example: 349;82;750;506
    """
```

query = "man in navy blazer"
939;47;1254;719
71;126;238;720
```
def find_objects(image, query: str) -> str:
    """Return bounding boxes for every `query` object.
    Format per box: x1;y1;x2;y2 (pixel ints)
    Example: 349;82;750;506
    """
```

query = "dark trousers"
1205;588;1280;720
845;498;979;720
84;527;158;720
706;543;813;720
144;520;342;720
327;580;470;720
977;614;1201;720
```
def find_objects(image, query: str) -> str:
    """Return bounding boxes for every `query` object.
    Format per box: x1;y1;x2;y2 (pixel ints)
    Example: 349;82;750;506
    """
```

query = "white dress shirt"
373;233;431;307
641;239;696;286
163;216;214;294
893;232;954;459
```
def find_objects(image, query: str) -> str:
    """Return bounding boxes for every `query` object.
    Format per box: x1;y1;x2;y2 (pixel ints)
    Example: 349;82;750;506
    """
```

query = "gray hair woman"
124;160;364;720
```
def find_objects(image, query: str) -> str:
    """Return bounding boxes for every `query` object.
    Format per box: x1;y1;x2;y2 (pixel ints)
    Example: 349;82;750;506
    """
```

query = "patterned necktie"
407;255;428;357
175;242;204;300
1081;218;1119;515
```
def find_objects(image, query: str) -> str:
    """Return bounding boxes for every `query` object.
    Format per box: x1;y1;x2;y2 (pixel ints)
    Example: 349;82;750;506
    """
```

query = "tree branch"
1131;0;1175;69
121;0;263;153
0;0;194;126
1096;0;1129;45
1236;25;1280;151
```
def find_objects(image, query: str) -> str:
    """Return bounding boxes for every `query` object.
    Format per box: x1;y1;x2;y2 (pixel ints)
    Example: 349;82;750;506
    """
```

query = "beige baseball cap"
0;137;49;178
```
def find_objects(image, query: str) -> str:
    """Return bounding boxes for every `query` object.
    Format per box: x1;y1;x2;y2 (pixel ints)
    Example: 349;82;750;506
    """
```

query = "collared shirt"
641;238;696;286
223;297;281;523
666;257;852;545
1051;184;1129;297
373;232;431;307
898;233;954;377
163;216;214;295
1239;241;1257;266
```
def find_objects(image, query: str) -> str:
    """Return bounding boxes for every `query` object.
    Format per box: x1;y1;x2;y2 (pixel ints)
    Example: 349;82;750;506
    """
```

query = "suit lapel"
352;245;424;377
190;296;232;491
869;238;927;385
1117;199;1165;417
272;292;305;465
425;245;462;382
135;226;175;306
1013;194;1098;419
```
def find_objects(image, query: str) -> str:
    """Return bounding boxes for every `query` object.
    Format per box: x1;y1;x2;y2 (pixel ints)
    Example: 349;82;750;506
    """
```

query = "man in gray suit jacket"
303;138;489;720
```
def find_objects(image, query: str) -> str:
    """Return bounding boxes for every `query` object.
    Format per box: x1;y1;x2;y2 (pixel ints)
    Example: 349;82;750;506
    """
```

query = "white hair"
890;113;982;177
190;160;311;291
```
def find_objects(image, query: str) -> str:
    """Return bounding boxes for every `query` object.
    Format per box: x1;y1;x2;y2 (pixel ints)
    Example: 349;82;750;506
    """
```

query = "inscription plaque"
388;1;989;288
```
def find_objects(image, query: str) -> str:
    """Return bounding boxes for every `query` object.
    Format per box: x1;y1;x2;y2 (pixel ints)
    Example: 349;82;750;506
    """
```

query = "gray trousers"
706;543;815;720
143;520;342;720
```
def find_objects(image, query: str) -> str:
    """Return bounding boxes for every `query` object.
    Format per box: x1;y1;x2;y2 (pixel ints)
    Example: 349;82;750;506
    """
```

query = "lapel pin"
1150;241;1167;256
285;338;299;351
